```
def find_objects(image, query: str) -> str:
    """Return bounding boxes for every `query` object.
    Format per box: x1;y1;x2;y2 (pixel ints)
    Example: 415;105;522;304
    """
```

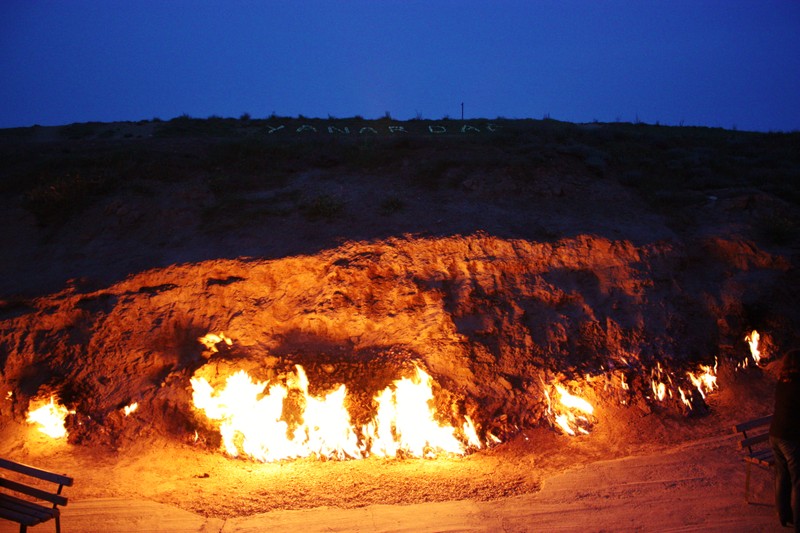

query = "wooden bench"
733;414;774;503
0;458;73;533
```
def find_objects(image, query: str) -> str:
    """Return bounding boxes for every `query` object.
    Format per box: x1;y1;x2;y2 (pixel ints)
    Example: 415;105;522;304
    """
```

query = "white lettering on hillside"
262;123;502;135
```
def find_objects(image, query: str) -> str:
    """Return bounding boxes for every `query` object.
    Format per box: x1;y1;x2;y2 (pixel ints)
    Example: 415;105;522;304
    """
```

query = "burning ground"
1;118;799;521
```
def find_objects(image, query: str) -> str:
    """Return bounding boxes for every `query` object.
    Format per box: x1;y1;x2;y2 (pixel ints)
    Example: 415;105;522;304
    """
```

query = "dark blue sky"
2;1;799;131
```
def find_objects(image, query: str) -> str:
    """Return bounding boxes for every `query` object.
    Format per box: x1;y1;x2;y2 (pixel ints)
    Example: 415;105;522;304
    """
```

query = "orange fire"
678;387;691;408
650;363;672;402
362;366;477;457
546;383;595;436
648;358;718;409
687;360;718;400
26;396;74;439
123;402;139;416
199;333;232;354
745;330;761;366
191;364;484;462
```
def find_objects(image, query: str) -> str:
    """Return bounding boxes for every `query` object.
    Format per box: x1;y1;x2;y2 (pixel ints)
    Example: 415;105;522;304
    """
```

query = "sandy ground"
214;434;782;532
0;433;782;532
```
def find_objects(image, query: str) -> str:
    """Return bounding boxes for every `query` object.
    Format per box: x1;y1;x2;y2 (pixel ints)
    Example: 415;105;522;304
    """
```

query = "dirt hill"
1;116;799;519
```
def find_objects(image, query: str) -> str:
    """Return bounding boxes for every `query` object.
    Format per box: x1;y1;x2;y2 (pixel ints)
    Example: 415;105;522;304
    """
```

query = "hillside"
1;116;799;526
2;117;798;297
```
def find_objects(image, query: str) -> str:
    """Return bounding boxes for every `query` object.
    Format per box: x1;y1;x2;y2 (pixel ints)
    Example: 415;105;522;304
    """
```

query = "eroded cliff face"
0;232;792;452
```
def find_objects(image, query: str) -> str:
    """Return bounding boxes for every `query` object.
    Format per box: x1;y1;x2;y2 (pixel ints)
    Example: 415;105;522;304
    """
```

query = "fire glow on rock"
190;361;486;462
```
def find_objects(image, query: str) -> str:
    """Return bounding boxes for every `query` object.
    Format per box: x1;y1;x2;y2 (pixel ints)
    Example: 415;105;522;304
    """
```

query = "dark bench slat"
745;448;775;466
740;432;770;450
0;507;43;527
733;415;773;433
0;502;55;527
0;477;68;507
752;448;774;460
0;458;73;487
0;494;57;523
0;494;56;515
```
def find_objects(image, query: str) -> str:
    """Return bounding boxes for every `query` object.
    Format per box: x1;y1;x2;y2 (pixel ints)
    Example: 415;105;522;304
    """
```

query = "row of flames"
24;330;766;459
644;329;764;410
191;363;490;462
648;360;718;408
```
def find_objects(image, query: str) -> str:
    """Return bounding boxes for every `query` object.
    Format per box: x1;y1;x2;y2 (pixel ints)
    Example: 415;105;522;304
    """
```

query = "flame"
362;366;472;458
745;330;761;365
687;360;718;400
555;385;594;415
652;381;667;401
678;387;691;408
547;384;594;436
26;396;74;439
462;415;482;448
199;333;233;353
648;358;719;409
650;363;672;401
191;364;482;462
123;402;139;416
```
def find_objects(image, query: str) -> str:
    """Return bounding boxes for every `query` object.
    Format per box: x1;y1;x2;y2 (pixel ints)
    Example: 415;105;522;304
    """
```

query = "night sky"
1;0;799;132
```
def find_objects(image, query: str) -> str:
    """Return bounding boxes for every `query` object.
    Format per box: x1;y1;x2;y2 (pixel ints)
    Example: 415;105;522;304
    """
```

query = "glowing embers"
191;364;483;462
26;396;74;439
545;383;595;436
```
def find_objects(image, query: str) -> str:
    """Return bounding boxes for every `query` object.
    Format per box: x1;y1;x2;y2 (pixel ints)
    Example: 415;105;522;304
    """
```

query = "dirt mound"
0;232;791;456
